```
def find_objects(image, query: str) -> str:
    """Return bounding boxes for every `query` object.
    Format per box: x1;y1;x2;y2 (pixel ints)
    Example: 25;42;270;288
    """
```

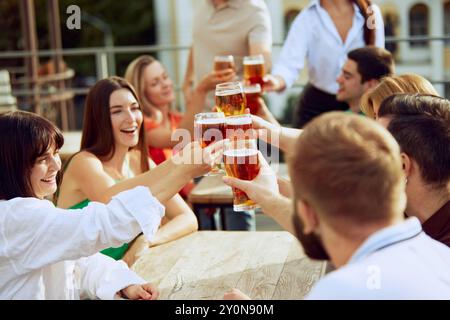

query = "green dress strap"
63;152;131;261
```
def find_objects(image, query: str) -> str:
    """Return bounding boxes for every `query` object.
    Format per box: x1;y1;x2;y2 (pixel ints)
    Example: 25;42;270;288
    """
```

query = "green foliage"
0;0;156;76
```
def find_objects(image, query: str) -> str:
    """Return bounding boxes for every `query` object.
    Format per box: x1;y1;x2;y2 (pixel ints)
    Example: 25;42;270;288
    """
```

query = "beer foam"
196;118;224;125
215;56;233;62
216;88;242;96
243;60;264;65
244;86;261;94
224;148;258;157
225;116;252;125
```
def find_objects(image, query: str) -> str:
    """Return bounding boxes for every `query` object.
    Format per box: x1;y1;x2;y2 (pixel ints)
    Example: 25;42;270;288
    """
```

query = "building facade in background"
154;0;450;118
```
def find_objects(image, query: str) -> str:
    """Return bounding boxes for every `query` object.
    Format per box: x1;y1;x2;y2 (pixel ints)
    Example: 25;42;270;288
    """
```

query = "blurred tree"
0;0;156;77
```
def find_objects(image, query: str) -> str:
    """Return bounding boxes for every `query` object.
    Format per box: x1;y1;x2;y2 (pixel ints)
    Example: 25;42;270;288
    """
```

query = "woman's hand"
196;69;236;94
120;283;159;300
172;139;227;179
223;288;251;300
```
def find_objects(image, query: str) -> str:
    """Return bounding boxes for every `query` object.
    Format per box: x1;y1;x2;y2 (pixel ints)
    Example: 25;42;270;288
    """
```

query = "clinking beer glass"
225;114;254;141
243;54;265;88
214;55;235;72
215;81;246;116
194;112;226;175
223;139;260;211
243;83;262;115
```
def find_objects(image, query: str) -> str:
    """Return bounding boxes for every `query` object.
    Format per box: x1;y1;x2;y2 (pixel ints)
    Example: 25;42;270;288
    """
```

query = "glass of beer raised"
214;55;235;71
223;139;260;211
225;114;254;141
243;83;262;115
215;81;246;116
194;112;226;175
243;54;265;88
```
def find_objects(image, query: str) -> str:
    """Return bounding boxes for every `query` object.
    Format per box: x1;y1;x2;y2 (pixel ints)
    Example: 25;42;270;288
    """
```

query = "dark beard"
292;206;330;261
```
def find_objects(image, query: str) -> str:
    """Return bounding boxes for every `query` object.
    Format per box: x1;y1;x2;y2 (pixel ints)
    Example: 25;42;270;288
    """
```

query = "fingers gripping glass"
223;139;261;211
243;55;265;89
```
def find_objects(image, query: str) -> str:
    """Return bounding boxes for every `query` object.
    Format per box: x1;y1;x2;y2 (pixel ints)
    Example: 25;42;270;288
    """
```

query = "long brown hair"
353;0;376;45
124;55;162;122
81;76;149;173
0;111;64;200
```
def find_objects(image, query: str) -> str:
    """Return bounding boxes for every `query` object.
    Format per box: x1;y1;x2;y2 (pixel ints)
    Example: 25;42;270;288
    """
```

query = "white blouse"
272;0;385;94
0;186;165;299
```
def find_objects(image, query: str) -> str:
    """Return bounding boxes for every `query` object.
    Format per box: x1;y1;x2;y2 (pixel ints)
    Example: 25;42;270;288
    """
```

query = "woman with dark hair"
264;0;385;128
0;111;219;299
57;77;205;265
0;111;163;299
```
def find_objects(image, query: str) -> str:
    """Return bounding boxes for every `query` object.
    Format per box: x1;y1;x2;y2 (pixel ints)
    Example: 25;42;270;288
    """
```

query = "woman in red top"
125;55;234;198
125;55;234;162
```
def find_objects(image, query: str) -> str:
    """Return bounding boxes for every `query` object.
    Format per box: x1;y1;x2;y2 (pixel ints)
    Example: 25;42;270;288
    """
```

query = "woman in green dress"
57;76;204;266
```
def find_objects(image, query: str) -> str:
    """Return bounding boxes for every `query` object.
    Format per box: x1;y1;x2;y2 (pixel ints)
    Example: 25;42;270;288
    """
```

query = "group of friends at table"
0;0;449;299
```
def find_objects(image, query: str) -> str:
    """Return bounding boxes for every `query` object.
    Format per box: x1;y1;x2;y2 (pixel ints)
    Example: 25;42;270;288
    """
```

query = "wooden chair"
12;60;76;131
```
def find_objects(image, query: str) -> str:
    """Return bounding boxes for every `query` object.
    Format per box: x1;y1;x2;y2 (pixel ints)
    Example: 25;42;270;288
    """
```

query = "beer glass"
223;139;260;211
243;54;265;88
243;83;262;115
225;114;254;141
215;81;246;116
194;112;226;175
214;55;235;71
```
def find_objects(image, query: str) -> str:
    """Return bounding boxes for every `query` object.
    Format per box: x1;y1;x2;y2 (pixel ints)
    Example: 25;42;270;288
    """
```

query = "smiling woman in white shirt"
0;111;219;299
265;0;385;128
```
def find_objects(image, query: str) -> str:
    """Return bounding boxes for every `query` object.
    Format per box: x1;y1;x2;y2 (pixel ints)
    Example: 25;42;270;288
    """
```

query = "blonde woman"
125;55;234;165
361;74;438;119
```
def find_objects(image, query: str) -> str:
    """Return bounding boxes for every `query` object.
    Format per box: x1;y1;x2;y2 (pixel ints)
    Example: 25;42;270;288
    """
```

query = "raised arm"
251;114;302;153
248;1;272;71
266;11;309;92
61;140;223;206
146;69;235;149
182;46;195;105
4;186;164;272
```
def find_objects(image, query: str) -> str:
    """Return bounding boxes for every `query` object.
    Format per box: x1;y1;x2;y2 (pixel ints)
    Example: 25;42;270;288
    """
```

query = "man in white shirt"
336;46;394;114
183;0;272;109
223;112;450;299
264;0;385;128
181;0;272;232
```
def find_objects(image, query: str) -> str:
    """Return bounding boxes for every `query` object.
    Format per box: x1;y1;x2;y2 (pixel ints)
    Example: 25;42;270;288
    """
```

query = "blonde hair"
124;55;161;122
289;112;406;229
361;74;438;119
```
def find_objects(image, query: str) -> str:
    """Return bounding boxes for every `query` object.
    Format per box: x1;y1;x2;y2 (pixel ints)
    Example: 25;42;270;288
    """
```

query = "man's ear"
296;199;319;234
401;152;412;177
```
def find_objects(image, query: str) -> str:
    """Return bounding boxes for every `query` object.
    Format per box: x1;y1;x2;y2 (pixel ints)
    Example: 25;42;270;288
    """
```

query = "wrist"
259;189;283;215
194;84;208;96
183;80;193;90
274;75;285;92
171;156;196;181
